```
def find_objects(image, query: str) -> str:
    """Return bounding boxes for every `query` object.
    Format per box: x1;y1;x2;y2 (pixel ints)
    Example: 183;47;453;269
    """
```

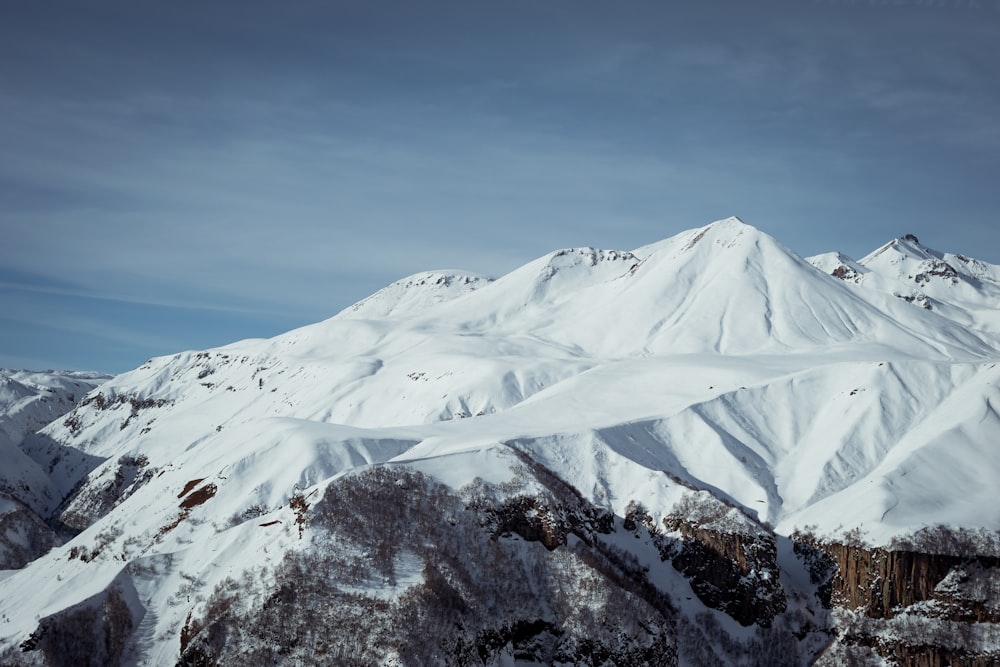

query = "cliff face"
657;491;786;627
666;520;785;627
797;537;1000;665
799;538;1000;619
170;466;680;667
5;456;999;667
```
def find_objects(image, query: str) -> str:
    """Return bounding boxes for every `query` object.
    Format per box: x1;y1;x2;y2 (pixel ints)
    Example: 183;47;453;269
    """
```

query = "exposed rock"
914;259;959;285
487;495;569;549
803;540;999;620
174;466;678;666
664;491;785;626
473;450;614;550
832;264;861;283
797;534;1000;665
873;638;1000;667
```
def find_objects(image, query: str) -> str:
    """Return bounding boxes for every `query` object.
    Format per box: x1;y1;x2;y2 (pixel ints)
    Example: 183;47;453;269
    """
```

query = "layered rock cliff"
796;529;1000;665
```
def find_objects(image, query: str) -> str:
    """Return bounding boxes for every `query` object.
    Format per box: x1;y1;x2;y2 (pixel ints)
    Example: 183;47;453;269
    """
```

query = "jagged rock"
797;534;1000;665
664;492;786;627
802;539;1000;620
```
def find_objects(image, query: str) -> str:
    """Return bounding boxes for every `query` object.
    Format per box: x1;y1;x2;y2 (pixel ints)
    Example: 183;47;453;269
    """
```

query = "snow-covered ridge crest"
632;215;759;258
335;269;493;319
812;231;1000;334
858;232;1000;286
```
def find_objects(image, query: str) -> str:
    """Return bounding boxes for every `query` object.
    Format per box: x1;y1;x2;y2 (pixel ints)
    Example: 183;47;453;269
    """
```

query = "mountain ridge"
1;218;998;666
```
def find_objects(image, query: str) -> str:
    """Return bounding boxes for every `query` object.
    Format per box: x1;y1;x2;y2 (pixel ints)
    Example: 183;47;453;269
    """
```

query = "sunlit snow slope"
2;217;998;664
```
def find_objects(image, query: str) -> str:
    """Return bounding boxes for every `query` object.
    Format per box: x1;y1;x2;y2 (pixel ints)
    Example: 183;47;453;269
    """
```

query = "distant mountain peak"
861;234;935;265
891;233;933;257
705;215;754;236
672;216;757;252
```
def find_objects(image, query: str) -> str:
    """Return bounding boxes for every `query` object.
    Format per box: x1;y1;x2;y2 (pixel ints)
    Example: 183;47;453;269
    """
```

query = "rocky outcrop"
796;537;1000;620
173;466;678;667
663;491;786;627
796;532;1000;665
474;450;615;550
832;543;956;617
67;392;171;435
862;639;999;667
487;495;573;550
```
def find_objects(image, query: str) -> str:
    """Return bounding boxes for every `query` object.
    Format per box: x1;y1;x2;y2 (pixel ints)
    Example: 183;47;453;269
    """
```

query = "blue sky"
2;0;999;373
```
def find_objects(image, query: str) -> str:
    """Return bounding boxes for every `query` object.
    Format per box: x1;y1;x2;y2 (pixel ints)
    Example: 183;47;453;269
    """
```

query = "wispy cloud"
2;0;997;371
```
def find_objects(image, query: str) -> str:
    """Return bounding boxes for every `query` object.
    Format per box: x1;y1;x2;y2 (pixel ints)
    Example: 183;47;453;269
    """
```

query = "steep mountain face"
0;370;109;569
1;218;999;666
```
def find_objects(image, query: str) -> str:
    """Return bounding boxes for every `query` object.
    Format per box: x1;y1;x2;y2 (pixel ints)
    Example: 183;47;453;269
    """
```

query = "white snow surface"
0;369;109;516
2;217;999;660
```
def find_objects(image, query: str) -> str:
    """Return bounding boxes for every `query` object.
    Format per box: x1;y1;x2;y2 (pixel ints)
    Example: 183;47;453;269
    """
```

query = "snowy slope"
1;218;998;664
0;370;109;569
0;369;110;513
810;232;1000;335
335;270;493;319
0;370;108;451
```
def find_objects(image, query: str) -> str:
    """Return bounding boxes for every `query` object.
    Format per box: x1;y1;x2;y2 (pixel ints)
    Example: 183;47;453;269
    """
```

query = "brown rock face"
489;495;569;550
797;536;1000;666
801;539;1000;620
831;545;958;618
875;641;999;667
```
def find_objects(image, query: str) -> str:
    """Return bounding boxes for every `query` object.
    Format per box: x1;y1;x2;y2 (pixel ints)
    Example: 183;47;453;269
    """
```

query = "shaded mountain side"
4;459;996;666
0;370;110;569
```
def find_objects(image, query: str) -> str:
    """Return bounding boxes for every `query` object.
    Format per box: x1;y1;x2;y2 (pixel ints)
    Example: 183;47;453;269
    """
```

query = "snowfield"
1;217;998;665
0;370;109;570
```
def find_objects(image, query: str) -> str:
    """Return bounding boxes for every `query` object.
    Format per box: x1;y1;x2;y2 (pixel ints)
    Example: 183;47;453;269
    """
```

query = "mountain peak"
705;215;755;235
860;234;935;265
891;233;932;257
683;215;774;254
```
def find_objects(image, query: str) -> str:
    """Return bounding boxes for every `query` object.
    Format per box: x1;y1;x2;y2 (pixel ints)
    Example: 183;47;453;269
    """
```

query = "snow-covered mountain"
0;370;109;569
809;231;1000;335
2;218;998;666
